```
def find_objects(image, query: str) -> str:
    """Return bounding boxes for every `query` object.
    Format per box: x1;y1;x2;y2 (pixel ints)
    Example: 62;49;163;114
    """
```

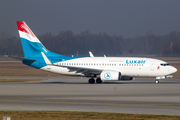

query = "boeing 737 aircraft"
15;21;177;84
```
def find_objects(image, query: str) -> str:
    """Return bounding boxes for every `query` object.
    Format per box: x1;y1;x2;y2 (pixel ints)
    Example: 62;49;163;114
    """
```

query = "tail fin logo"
17;21;36;37
20;23;31;34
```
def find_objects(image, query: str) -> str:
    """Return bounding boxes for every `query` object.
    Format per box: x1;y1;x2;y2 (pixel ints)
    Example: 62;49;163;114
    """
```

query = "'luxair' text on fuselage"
126;60;146;64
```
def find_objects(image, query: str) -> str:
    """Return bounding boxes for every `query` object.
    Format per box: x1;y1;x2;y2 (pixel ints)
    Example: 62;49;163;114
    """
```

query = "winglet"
89;51;94;57
41;52;52;65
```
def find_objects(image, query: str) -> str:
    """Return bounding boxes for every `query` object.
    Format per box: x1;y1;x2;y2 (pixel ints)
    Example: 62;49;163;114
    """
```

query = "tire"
155;80;159;84
96;78;102;83
89;79;95;84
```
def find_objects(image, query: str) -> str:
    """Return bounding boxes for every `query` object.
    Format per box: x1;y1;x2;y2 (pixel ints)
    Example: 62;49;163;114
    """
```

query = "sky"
0;0;180;38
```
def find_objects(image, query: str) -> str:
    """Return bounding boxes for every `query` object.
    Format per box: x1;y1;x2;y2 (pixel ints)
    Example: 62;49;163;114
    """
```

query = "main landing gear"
88;78;95;84
88;78;103;84
96;78;102;83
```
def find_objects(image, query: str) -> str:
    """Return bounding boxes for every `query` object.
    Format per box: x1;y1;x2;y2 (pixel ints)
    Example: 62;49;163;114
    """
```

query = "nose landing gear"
155;80;159;84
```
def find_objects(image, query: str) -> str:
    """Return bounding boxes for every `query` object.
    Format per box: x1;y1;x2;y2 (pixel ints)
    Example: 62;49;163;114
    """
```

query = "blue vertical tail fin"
17;21;64;58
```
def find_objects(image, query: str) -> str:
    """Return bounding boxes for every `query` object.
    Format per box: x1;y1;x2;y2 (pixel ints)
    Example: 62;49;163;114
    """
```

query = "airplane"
14;21;177;84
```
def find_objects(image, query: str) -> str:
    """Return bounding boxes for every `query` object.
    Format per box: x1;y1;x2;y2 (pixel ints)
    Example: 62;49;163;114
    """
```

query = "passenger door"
150;62;155;71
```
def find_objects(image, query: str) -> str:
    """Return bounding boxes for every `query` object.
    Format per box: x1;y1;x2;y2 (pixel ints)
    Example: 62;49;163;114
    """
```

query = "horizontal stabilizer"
5;55;36;62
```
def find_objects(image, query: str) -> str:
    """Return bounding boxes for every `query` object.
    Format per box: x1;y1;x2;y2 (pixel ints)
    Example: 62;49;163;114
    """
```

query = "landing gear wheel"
96;78;102;83
89;78;95;84
155;80;159;84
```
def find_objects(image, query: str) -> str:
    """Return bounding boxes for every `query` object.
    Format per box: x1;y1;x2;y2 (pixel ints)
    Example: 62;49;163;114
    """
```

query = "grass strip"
0;111;180;120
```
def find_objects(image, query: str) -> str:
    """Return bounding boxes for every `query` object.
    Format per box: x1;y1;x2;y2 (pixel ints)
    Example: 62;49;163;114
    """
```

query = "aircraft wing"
41;52;102;76
56;65;102;76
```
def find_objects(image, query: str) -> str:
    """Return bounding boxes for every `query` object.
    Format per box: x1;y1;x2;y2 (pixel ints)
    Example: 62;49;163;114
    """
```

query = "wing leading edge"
60;65;102;76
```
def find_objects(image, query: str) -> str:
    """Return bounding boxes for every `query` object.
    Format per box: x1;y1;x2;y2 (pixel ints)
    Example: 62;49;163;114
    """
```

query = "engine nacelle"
100;71;121;81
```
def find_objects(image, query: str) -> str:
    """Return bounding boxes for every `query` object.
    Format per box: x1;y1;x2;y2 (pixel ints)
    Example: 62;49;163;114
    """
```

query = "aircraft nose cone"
172;67;177;73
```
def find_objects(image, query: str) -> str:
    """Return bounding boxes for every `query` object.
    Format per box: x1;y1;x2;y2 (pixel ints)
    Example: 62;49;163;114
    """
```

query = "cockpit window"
160;63;169;66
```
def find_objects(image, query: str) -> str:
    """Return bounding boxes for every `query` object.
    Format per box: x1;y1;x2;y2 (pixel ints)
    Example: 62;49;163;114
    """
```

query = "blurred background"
0;0;180;57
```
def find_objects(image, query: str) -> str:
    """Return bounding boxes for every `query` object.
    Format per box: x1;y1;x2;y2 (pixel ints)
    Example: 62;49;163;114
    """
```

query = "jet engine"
100;71;121;81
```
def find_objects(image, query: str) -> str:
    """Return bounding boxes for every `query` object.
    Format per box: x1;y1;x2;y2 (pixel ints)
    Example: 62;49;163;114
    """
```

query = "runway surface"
0;77;180;115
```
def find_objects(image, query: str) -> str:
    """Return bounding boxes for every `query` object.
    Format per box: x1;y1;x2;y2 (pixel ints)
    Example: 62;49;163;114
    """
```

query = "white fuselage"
40;57;177;78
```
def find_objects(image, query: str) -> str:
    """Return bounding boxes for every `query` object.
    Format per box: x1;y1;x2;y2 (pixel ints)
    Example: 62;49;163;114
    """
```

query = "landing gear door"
150;62;155;71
